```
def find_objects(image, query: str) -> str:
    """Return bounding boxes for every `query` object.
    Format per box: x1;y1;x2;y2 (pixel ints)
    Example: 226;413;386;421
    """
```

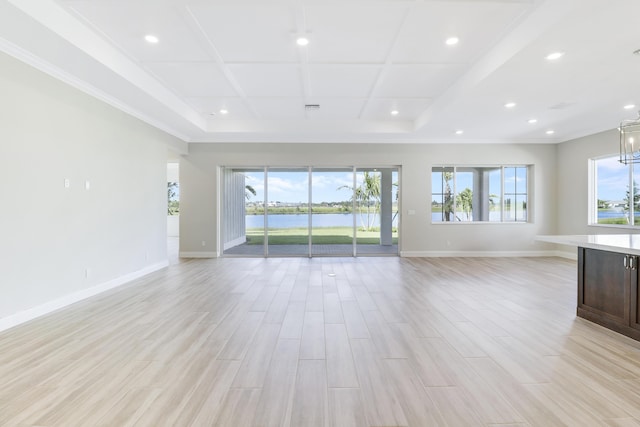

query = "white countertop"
537;234;640;256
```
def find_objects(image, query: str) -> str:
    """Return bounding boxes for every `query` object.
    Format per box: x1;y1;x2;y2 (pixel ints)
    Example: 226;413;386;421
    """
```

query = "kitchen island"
538;234;640;341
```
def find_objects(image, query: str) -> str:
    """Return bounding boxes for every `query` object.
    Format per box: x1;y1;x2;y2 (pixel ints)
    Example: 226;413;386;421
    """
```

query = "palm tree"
456;188;473;220
340;171;381;231
245;184;256;200
624;181;640;223
167;182;179;215
443;171;453;221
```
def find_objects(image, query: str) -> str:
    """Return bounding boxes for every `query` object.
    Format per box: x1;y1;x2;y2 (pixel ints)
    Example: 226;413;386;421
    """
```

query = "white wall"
180;142;558;257
167;216;180;237
167;162;179;182
555;129;637;256
0;51;183;328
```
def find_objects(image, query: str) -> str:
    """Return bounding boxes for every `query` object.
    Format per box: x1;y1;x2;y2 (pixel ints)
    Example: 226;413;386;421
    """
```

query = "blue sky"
431;167;525;198
597;156;629;201
244;170;397;204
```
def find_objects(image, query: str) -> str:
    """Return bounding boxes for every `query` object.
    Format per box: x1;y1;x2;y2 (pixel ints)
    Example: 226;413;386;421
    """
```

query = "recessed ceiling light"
144;35;159;44
296;37;309;46
546;130;555;135
390;110;399;116
624;104;636;110
455;130;464;135
545;52;564;60
527;118;538;124
504;102;516;108
445;37;459;46
220;109;228;115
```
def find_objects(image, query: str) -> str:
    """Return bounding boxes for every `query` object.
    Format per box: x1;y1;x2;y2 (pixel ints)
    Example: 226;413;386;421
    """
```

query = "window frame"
589;154;638;228
431;164;530;224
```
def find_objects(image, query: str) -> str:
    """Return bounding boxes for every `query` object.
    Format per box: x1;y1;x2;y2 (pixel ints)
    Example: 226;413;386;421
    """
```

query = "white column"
380;169;393;245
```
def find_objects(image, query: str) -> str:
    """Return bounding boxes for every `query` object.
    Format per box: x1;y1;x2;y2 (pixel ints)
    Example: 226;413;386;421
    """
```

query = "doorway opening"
167;162;180;263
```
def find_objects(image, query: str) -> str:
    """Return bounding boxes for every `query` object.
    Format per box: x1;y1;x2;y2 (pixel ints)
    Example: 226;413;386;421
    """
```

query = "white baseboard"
0;260;168;333
400;250;565;258
179;251;219;258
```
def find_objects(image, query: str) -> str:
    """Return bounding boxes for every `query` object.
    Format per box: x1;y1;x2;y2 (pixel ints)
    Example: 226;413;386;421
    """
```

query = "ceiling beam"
6;0;206;132
413;0;578;132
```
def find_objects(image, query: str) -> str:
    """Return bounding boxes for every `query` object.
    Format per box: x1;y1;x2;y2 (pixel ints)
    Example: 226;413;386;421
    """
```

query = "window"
431;166;528;222
591;155;639;226
167;182;179;215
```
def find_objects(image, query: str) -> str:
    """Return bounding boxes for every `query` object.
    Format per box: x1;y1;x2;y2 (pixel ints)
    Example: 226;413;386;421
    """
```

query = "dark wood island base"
578;246;640;341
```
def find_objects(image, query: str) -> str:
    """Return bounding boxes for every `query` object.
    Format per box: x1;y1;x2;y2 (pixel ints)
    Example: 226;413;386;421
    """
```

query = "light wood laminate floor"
2;256;640;426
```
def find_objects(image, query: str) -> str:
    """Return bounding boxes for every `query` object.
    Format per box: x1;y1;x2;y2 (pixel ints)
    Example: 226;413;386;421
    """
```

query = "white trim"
179;251;219;258
400;250;566;258
588;224;640;230
0;261;168;333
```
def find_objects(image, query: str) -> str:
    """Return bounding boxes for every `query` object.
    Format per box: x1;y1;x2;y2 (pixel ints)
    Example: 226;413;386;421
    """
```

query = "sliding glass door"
354;168;399;255
222;166;399;257
311;168;354;256
266;168;309;256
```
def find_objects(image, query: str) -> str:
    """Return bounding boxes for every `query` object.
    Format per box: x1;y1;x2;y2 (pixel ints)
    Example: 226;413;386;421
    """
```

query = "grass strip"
245;227;398;245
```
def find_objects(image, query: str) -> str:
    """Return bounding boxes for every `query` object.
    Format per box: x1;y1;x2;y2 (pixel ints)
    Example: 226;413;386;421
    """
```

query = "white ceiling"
1;0;639;144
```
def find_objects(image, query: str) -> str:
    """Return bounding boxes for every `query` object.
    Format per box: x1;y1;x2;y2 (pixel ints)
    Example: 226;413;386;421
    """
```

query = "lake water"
598;209;626;218
246;213;396;228
246;211;626;228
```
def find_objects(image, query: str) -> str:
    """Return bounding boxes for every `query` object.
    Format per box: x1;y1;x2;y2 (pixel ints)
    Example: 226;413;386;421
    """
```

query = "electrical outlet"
64;178;70;188
201;240;206;247
85;268;90;278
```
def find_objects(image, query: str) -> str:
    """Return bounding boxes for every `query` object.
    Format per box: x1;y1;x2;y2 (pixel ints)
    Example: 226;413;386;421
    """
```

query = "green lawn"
245;227;398;245
597;217;638;225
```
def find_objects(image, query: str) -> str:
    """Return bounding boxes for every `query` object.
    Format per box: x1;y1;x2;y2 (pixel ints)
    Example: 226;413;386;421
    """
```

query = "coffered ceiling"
1;0;639;144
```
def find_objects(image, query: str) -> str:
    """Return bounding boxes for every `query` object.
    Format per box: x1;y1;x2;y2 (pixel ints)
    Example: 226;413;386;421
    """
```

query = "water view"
226;168;400;254
598;209;627;219
246;213;398;228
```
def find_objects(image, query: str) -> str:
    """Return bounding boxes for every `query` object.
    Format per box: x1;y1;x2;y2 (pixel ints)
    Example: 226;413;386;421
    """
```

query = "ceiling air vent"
549;101;575;110
305;104;320;110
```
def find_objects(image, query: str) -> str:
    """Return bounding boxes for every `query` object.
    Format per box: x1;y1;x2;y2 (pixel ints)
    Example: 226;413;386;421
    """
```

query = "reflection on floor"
224;243;398;257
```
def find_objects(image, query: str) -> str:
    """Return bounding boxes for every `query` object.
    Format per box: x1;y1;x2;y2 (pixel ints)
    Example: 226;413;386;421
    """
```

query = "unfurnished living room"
2;0;640;425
